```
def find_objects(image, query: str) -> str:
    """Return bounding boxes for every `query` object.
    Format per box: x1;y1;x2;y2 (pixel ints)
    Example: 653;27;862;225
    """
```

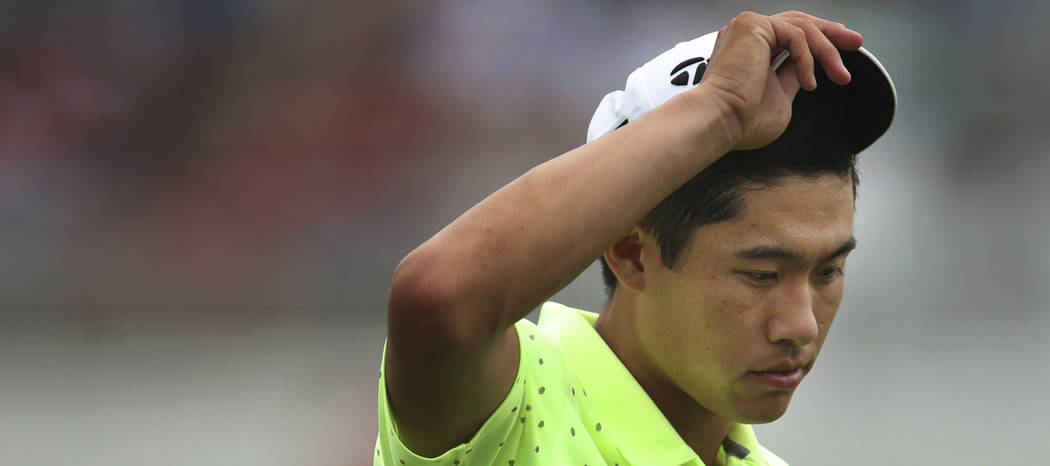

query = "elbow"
388;249;449;319
386;248;477;348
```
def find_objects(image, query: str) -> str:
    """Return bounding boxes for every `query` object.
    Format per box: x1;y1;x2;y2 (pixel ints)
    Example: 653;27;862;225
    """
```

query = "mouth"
744;368;805;389
745;360;811;389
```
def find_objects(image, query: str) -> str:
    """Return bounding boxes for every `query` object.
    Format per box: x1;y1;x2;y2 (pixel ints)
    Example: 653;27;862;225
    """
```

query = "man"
376;10;896;466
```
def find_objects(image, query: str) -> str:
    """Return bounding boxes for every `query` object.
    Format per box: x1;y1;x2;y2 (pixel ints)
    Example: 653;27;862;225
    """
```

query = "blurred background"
1;0;1047;464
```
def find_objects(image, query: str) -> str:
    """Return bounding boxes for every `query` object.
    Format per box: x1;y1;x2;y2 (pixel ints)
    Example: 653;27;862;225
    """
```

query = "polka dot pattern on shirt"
376;319;617;465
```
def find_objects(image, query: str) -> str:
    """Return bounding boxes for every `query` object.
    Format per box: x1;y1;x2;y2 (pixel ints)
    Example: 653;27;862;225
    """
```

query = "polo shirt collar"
537;302;767;466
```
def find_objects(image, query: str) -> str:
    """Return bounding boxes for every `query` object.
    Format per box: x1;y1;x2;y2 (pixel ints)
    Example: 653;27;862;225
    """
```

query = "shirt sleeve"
375;324;532;466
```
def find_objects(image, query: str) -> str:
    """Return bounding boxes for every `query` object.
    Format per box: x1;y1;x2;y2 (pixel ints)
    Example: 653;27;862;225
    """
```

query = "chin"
730;393;794;424
735;410;787;425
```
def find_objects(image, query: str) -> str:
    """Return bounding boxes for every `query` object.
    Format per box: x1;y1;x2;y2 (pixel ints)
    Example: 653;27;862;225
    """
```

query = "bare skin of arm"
384;11;863;457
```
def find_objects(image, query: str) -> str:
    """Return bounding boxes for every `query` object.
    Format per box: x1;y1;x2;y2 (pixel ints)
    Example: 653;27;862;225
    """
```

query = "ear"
602;226;650;293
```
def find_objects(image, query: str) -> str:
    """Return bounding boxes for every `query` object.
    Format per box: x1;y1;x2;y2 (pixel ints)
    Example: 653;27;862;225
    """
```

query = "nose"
766;280;819;347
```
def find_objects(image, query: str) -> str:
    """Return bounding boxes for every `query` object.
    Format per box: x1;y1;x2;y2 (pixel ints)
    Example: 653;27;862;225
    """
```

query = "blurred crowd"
0;0;661;322
2;1;441;321
3;0;1048;324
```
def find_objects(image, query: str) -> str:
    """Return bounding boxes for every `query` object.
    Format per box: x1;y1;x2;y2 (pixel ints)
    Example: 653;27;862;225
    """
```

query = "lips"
746;359;811;389
746;368;805;389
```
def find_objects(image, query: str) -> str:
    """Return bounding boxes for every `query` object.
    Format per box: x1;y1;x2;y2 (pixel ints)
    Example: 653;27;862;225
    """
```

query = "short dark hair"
599;84;859;297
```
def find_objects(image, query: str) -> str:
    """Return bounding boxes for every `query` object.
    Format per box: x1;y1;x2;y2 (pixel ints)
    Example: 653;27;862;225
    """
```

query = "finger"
794;19;852;85
777;12;864;50
777;60;803;101
819;21;863;51
770;19;816;91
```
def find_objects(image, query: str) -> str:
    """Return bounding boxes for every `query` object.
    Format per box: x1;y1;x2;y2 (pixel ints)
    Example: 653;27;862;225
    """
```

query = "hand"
696;11;863;150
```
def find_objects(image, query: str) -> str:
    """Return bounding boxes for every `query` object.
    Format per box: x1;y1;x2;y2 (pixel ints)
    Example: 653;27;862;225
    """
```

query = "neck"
595;292;732;466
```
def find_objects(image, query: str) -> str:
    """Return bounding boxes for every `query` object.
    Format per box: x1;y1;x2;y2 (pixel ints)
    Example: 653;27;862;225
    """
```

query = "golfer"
376;10;896;466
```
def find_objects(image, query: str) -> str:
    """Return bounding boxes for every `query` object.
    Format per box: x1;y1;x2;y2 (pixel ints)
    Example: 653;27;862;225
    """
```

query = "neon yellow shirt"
376;302;789;466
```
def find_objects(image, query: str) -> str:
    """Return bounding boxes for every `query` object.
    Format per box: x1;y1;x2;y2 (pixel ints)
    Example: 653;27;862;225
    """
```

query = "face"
635;174;855;424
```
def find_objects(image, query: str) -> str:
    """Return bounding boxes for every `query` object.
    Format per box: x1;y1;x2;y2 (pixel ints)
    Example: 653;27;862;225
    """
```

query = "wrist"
676;85;746;157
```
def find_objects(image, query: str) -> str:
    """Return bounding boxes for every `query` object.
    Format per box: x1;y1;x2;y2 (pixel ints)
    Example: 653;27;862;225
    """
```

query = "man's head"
598;87;858;423
589;26;894;426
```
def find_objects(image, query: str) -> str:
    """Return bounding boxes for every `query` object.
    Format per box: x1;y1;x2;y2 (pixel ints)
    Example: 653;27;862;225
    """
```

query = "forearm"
393;87;741;337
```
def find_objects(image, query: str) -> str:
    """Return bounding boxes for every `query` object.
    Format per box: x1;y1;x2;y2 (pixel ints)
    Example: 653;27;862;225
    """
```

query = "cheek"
642;263;766;367
641;270;732;363
680;273;760;365
666;272;740;336
707;274;768;331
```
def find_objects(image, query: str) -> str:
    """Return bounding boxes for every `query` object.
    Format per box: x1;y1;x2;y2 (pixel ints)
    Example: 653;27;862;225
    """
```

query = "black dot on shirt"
511;406;517;413
521;417;526;423
529;334;535;340
399;460;404;465
538;386;546;395
571;386;575;396
376;449;379;456
538;420;544;428
526;404;531;411
509;460;515;465
570;427;575;436
538;358;543;365
454;461;460;465
535;445;540;453
498;442;504;447
596;422;602;432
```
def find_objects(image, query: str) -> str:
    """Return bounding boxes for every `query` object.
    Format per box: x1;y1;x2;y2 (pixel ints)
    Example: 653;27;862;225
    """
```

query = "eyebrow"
735;237;857;264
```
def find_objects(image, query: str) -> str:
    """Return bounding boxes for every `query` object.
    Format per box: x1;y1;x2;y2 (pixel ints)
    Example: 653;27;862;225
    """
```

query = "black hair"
599;83;858;297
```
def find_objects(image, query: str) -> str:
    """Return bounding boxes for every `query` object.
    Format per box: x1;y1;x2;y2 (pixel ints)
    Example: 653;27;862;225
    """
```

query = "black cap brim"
811;47;897;154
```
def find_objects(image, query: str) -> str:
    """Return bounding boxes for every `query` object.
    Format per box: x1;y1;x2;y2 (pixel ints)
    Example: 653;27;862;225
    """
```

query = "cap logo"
669;57;708;86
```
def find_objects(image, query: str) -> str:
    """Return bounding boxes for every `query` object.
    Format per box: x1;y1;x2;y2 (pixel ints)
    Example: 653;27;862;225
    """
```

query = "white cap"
587;30;897;154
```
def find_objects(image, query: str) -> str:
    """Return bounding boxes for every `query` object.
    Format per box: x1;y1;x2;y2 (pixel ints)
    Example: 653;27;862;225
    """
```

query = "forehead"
688;174;855;261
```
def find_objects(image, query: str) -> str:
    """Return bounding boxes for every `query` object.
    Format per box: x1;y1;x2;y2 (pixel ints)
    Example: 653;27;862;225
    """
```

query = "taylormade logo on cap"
670;57;709;86
586;31;721;143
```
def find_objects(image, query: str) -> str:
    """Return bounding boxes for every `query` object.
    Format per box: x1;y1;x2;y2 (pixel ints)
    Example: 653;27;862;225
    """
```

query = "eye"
817;267;843;281
745;271;778;283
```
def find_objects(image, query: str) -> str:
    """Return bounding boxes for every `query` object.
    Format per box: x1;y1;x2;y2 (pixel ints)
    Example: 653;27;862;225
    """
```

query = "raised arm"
383;11;862;457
